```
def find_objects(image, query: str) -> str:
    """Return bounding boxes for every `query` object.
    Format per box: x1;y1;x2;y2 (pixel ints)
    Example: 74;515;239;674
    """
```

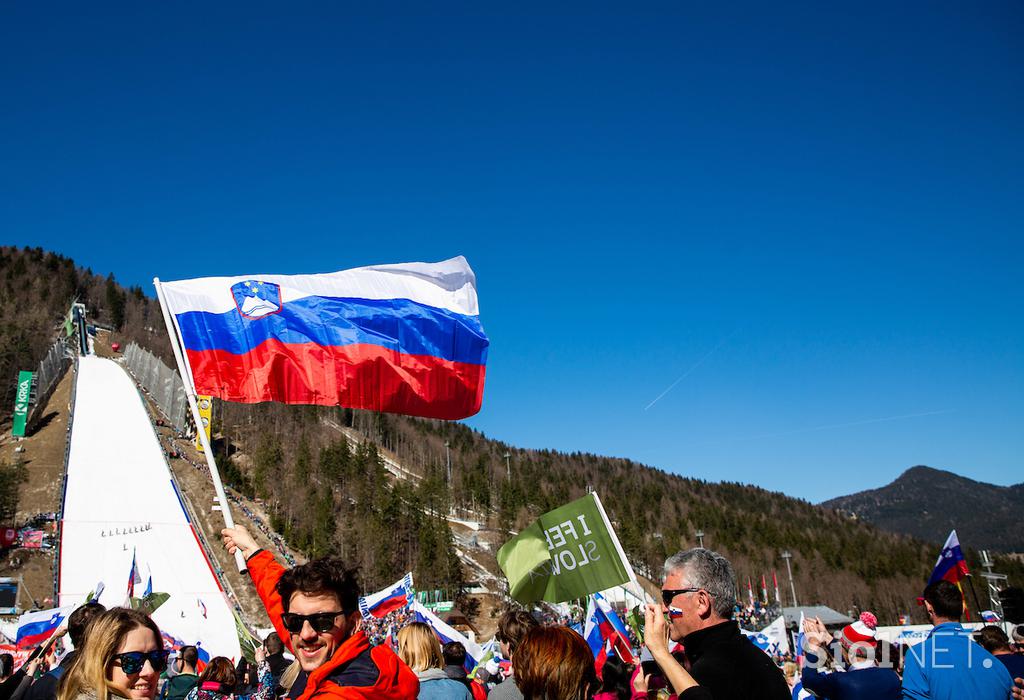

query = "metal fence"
26;339;72;431
122;342;189;432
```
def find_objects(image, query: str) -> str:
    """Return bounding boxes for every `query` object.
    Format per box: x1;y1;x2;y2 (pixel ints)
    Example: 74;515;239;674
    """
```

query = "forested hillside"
3;245;1020;625
823;466;1024;553
0;245;165;421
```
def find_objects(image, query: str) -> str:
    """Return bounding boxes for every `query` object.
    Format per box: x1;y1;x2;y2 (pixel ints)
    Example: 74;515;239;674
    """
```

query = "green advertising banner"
12;371;34;437
497;492;633;604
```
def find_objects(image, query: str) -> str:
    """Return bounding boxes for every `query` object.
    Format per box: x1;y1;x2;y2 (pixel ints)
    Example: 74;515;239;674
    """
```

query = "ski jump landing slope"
59;356;240;660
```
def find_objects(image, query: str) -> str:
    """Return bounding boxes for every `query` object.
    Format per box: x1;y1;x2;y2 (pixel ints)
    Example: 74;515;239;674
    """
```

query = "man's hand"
644;603;671;658
221;526;259;560
802;616;830;652
1011;677;1023;700
24;656;42;675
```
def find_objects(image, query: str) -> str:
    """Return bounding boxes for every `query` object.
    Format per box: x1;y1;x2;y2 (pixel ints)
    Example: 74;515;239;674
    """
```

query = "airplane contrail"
644;329;739;411
699;408;956;445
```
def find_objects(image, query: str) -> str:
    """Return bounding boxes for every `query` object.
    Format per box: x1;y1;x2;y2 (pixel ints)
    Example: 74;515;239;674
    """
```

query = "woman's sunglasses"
281;611;344;634
114;650;170;675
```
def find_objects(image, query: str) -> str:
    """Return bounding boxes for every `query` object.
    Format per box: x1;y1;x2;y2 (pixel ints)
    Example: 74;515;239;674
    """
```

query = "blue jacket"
415;669;472;700
801;651;900;700
901;622;1012;700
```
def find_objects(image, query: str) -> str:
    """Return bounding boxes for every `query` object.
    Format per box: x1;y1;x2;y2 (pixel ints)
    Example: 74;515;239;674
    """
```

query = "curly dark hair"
276;557;360;614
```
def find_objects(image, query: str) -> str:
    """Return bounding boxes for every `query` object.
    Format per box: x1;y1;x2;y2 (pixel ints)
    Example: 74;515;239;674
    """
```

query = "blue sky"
3;2;1021;502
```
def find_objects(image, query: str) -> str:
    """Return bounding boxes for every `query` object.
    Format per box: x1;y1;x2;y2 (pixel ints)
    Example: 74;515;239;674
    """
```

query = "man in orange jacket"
222;526;418;700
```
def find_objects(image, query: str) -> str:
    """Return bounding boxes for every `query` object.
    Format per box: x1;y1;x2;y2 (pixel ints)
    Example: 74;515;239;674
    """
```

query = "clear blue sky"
3;2;1021;502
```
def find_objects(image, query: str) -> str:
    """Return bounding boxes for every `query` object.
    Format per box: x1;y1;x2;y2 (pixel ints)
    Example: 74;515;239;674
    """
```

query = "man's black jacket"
684;620;790;700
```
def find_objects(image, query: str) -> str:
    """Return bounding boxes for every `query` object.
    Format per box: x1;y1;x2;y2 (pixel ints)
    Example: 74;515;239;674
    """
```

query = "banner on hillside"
497;492;633;604
195;396;213;452
12;371;34;437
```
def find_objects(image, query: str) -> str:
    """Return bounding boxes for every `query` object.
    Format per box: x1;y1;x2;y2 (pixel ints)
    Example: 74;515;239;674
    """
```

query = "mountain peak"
823;466;1024;552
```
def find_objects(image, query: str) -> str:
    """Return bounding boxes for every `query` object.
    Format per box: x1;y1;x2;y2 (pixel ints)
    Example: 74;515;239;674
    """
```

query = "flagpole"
965;575;984;621
591;493;651;605
154;278;247;574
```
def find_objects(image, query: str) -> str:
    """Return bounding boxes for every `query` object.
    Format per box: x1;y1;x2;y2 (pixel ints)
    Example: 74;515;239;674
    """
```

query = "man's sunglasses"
661;588;702;606
281;611;345;634
114;650;170;675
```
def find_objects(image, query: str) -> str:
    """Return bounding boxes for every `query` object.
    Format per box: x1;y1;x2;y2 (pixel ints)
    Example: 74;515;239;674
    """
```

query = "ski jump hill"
58;355;240;660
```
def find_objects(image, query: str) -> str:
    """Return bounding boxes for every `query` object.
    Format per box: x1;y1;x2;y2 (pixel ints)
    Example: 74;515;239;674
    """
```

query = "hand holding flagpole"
154;278;247;574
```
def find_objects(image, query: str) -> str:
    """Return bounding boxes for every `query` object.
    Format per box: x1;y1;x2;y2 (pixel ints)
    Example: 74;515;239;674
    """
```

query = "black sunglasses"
281;611;345;634
114;650;170;675
661;588;702;606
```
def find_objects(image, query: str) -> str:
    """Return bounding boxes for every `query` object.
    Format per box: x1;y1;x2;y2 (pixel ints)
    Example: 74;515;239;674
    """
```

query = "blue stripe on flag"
174;296;488;365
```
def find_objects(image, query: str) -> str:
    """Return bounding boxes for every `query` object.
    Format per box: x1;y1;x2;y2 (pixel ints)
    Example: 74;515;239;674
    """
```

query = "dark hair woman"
184;649;271;700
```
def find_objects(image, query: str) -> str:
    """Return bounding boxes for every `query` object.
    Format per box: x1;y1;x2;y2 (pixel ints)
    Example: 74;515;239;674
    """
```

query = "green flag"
497;492;633;603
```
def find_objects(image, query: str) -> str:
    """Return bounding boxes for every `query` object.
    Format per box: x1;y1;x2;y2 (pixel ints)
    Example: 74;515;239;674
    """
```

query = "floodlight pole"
781;550;798;607
695;529;705;549
154;278;247;574
504;452;511;479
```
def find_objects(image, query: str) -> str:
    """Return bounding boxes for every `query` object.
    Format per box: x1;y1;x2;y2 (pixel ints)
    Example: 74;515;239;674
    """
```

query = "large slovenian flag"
583;592;637;674
410;600;483;672
158;257;488;420
927;530;969;586
359;573;413;619
16;607;72;649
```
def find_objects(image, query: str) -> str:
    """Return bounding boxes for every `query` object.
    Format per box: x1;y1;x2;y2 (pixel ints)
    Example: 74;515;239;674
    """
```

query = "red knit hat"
841;612;878;648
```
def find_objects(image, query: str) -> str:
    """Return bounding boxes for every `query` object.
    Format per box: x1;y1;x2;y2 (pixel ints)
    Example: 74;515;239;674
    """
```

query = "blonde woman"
57;608;168;700
396;623;470;700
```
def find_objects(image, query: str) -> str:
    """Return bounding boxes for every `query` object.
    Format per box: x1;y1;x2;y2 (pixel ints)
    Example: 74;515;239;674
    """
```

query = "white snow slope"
59;356;240;660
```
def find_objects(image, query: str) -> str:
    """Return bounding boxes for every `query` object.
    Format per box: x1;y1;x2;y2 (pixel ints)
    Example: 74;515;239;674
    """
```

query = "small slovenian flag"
16;607;72;649
158;257;489;420
927;530;969;586
583;592;637;676
359;573;414;619
411;600;483;673
127;548;142;598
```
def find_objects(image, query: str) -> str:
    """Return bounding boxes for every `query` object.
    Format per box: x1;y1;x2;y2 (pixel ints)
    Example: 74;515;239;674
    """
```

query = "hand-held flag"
496;492;635;604
158;256;488;420
584;592;637;676
358;573;414;619
16;607;72;649
927;530;969;586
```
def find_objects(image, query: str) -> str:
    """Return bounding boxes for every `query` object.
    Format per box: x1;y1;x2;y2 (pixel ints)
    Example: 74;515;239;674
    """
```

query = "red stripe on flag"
186;342;485;420
368;593;409;619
